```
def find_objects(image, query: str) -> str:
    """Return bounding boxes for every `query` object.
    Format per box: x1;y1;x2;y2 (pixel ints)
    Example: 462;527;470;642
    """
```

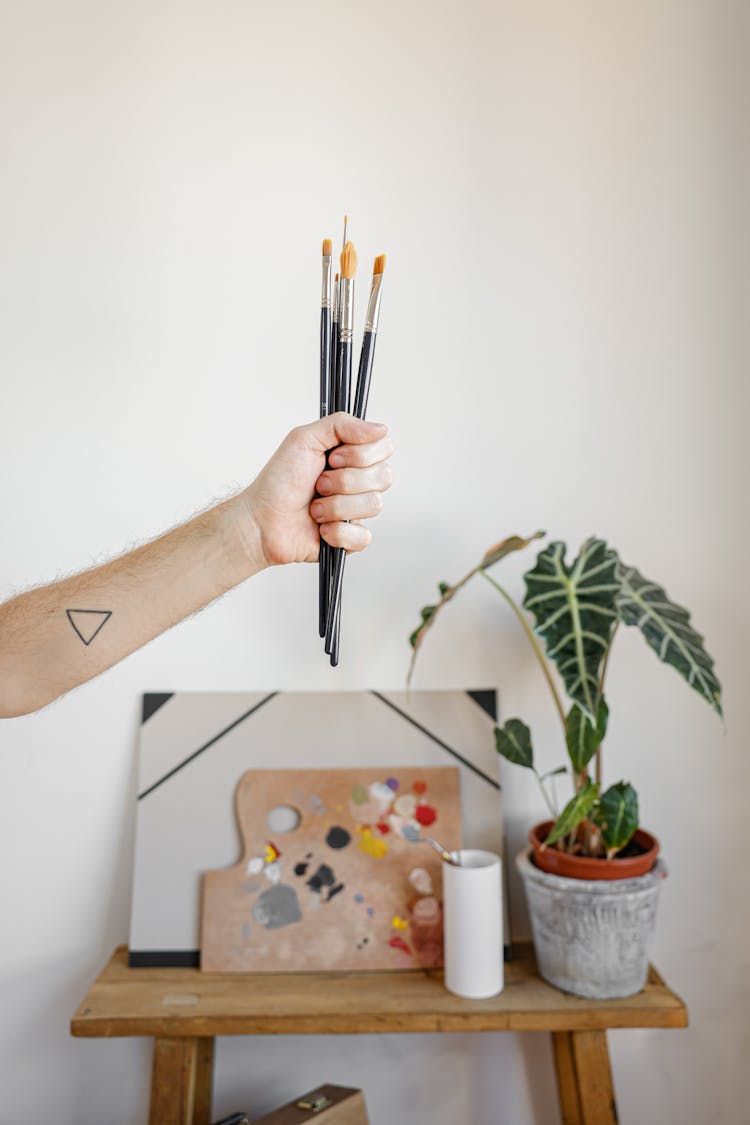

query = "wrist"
222;488;271;578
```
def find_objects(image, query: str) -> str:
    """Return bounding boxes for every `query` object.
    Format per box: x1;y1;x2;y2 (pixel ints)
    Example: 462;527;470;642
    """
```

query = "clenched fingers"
316;460;393;498
319;521;372;552
327;434;394;469
310;491;383;524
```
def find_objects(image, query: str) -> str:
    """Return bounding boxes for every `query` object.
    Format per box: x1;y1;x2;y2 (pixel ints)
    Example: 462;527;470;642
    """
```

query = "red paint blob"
376;821;391;835
412;780;427;796
388;935;411;955
415;804;437;827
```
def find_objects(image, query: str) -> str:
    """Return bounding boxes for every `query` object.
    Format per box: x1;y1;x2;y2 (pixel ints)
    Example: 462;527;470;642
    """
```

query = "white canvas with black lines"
128;689;511;966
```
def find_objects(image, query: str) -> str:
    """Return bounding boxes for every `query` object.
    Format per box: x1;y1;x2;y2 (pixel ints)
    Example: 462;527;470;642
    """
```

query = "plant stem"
594;621;619;786
597;620;619;703
479;569;567;732
533;769;558;819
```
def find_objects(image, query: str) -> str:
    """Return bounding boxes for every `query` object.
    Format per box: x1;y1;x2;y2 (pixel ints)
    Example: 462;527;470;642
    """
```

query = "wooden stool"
71;943;687;1125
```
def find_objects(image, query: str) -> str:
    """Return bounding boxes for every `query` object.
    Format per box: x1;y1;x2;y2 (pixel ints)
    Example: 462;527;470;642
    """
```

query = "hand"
239;413;394;567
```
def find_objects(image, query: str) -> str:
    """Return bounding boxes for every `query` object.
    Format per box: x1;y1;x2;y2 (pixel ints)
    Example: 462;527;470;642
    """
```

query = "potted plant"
408;532;722;999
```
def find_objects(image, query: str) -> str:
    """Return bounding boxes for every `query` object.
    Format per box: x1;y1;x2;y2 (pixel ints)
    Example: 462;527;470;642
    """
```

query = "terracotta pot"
529;820;659;881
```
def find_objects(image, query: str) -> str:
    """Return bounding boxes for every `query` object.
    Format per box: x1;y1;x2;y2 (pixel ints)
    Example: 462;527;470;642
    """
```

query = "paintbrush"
326;253;386;664
322;221;348;648
324;239;357;657
424;836;461;865
318;238;333;637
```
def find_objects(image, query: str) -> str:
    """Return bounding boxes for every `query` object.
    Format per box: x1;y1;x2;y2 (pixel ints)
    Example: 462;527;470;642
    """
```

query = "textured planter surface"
516;848;667;999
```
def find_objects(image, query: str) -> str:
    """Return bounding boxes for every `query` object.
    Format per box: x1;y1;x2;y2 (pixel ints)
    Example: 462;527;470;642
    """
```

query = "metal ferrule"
332;278;339;322
321;256;332;308
339;277;354;342
364;272;384;333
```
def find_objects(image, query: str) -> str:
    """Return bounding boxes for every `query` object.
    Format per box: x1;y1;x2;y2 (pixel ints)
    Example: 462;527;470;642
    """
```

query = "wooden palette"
200;767;462;972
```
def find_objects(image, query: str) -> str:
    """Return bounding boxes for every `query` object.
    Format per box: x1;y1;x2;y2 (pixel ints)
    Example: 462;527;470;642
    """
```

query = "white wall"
1;1;747;1122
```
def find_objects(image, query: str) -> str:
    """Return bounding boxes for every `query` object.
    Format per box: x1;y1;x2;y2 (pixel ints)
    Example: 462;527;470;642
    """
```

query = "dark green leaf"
565;698;609;773
523;539;620;719
595;781;639;858
494;719;534;769
544;778;600;847
408;604;438;649
438;582;451;596
616;562;723;718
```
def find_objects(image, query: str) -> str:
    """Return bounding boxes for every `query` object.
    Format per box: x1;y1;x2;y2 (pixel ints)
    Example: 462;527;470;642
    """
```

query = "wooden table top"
70;943;688;1039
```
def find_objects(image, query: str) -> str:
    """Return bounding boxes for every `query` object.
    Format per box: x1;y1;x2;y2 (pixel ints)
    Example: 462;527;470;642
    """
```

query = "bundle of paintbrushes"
318;217;386;665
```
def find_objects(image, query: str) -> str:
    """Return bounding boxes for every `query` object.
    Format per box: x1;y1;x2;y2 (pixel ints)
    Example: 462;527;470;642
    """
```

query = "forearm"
0;494;263;717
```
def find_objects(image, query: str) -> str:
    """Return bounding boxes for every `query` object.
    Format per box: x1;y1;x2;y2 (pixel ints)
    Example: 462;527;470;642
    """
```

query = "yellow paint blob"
358;827;388;859
391;915;408;930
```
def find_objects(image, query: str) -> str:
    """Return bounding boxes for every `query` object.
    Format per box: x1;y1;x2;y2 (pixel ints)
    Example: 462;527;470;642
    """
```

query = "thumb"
303;412;388;452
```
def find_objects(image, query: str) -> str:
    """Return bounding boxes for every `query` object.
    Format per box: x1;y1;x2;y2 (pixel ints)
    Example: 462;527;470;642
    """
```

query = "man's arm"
0;413;393;717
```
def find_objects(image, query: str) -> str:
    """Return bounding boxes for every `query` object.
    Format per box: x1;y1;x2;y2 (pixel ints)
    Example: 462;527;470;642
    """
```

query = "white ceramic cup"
442;849;504;999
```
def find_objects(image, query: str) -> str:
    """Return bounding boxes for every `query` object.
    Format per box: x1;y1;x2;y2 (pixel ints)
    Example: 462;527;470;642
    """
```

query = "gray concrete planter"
516;848;667;999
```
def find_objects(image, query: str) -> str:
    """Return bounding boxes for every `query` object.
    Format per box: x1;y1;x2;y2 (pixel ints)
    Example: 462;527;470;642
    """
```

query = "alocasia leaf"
543;778;600;847
565;698;609;774
616;562;722;718
407;531;545;684
595;781;639;858
494;718;534;769
523;539;620;720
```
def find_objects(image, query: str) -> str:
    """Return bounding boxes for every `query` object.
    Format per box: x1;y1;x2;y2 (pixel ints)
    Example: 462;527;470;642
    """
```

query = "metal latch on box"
296;1095;333;1113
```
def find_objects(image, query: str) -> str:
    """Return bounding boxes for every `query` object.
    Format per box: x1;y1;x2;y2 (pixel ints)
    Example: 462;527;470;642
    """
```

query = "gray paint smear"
252;884;302;929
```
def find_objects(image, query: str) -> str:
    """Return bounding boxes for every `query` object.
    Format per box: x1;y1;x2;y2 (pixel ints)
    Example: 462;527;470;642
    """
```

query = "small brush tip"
373;254;386;275
335;272;339;281
340;240;358;279
322;238;332;256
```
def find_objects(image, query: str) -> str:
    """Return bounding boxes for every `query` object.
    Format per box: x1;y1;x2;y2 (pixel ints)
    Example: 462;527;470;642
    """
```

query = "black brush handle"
324;336;352;654
325;332;373;661
318;307;332;637
320;306;331;418
353;330;376;418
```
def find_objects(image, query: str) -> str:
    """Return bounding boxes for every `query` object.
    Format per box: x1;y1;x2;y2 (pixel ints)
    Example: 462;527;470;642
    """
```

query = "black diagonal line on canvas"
138;692;279;800
370;691;500;791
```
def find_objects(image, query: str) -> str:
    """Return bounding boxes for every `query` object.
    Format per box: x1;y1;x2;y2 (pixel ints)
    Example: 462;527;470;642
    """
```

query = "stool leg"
149;1036;214;1125
552;1032;583;1124
552;1030;618;1125
193;1038;215;1125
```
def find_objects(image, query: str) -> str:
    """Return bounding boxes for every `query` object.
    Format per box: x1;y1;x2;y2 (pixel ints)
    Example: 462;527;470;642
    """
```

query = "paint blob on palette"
200;767;461;972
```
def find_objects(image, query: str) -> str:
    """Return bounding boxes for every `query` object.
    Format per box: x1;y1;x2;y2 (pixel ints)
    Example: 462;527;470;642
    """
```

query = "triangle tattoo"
66;609;113;646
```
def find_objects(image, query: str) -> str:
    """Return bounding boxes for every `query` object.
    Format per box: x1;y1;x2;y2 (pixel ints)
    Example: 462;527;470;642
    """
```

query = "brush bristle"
322;238;332;256
335;272;339;281
373;254;386;275
340;241;358;279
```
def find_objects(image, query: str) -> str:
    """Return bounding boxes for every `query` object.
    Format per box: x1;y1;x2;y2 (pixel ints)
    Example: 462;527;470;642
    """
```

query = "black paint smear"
327;882;345;902
306;864;335;894
326;826;351;850
294;862;309;877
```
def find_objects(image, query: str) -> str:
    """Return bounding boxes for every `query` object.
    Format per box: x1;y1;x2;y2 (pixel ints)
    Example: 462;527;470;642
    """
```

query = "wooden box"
249;1084;369;1124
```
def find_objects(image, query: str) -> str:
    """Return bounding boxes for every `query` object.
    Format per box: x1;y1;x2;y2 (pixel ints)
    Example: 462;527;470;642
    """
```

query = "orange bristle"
373;254;386;275
340;241;358;279
322;238;332;256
